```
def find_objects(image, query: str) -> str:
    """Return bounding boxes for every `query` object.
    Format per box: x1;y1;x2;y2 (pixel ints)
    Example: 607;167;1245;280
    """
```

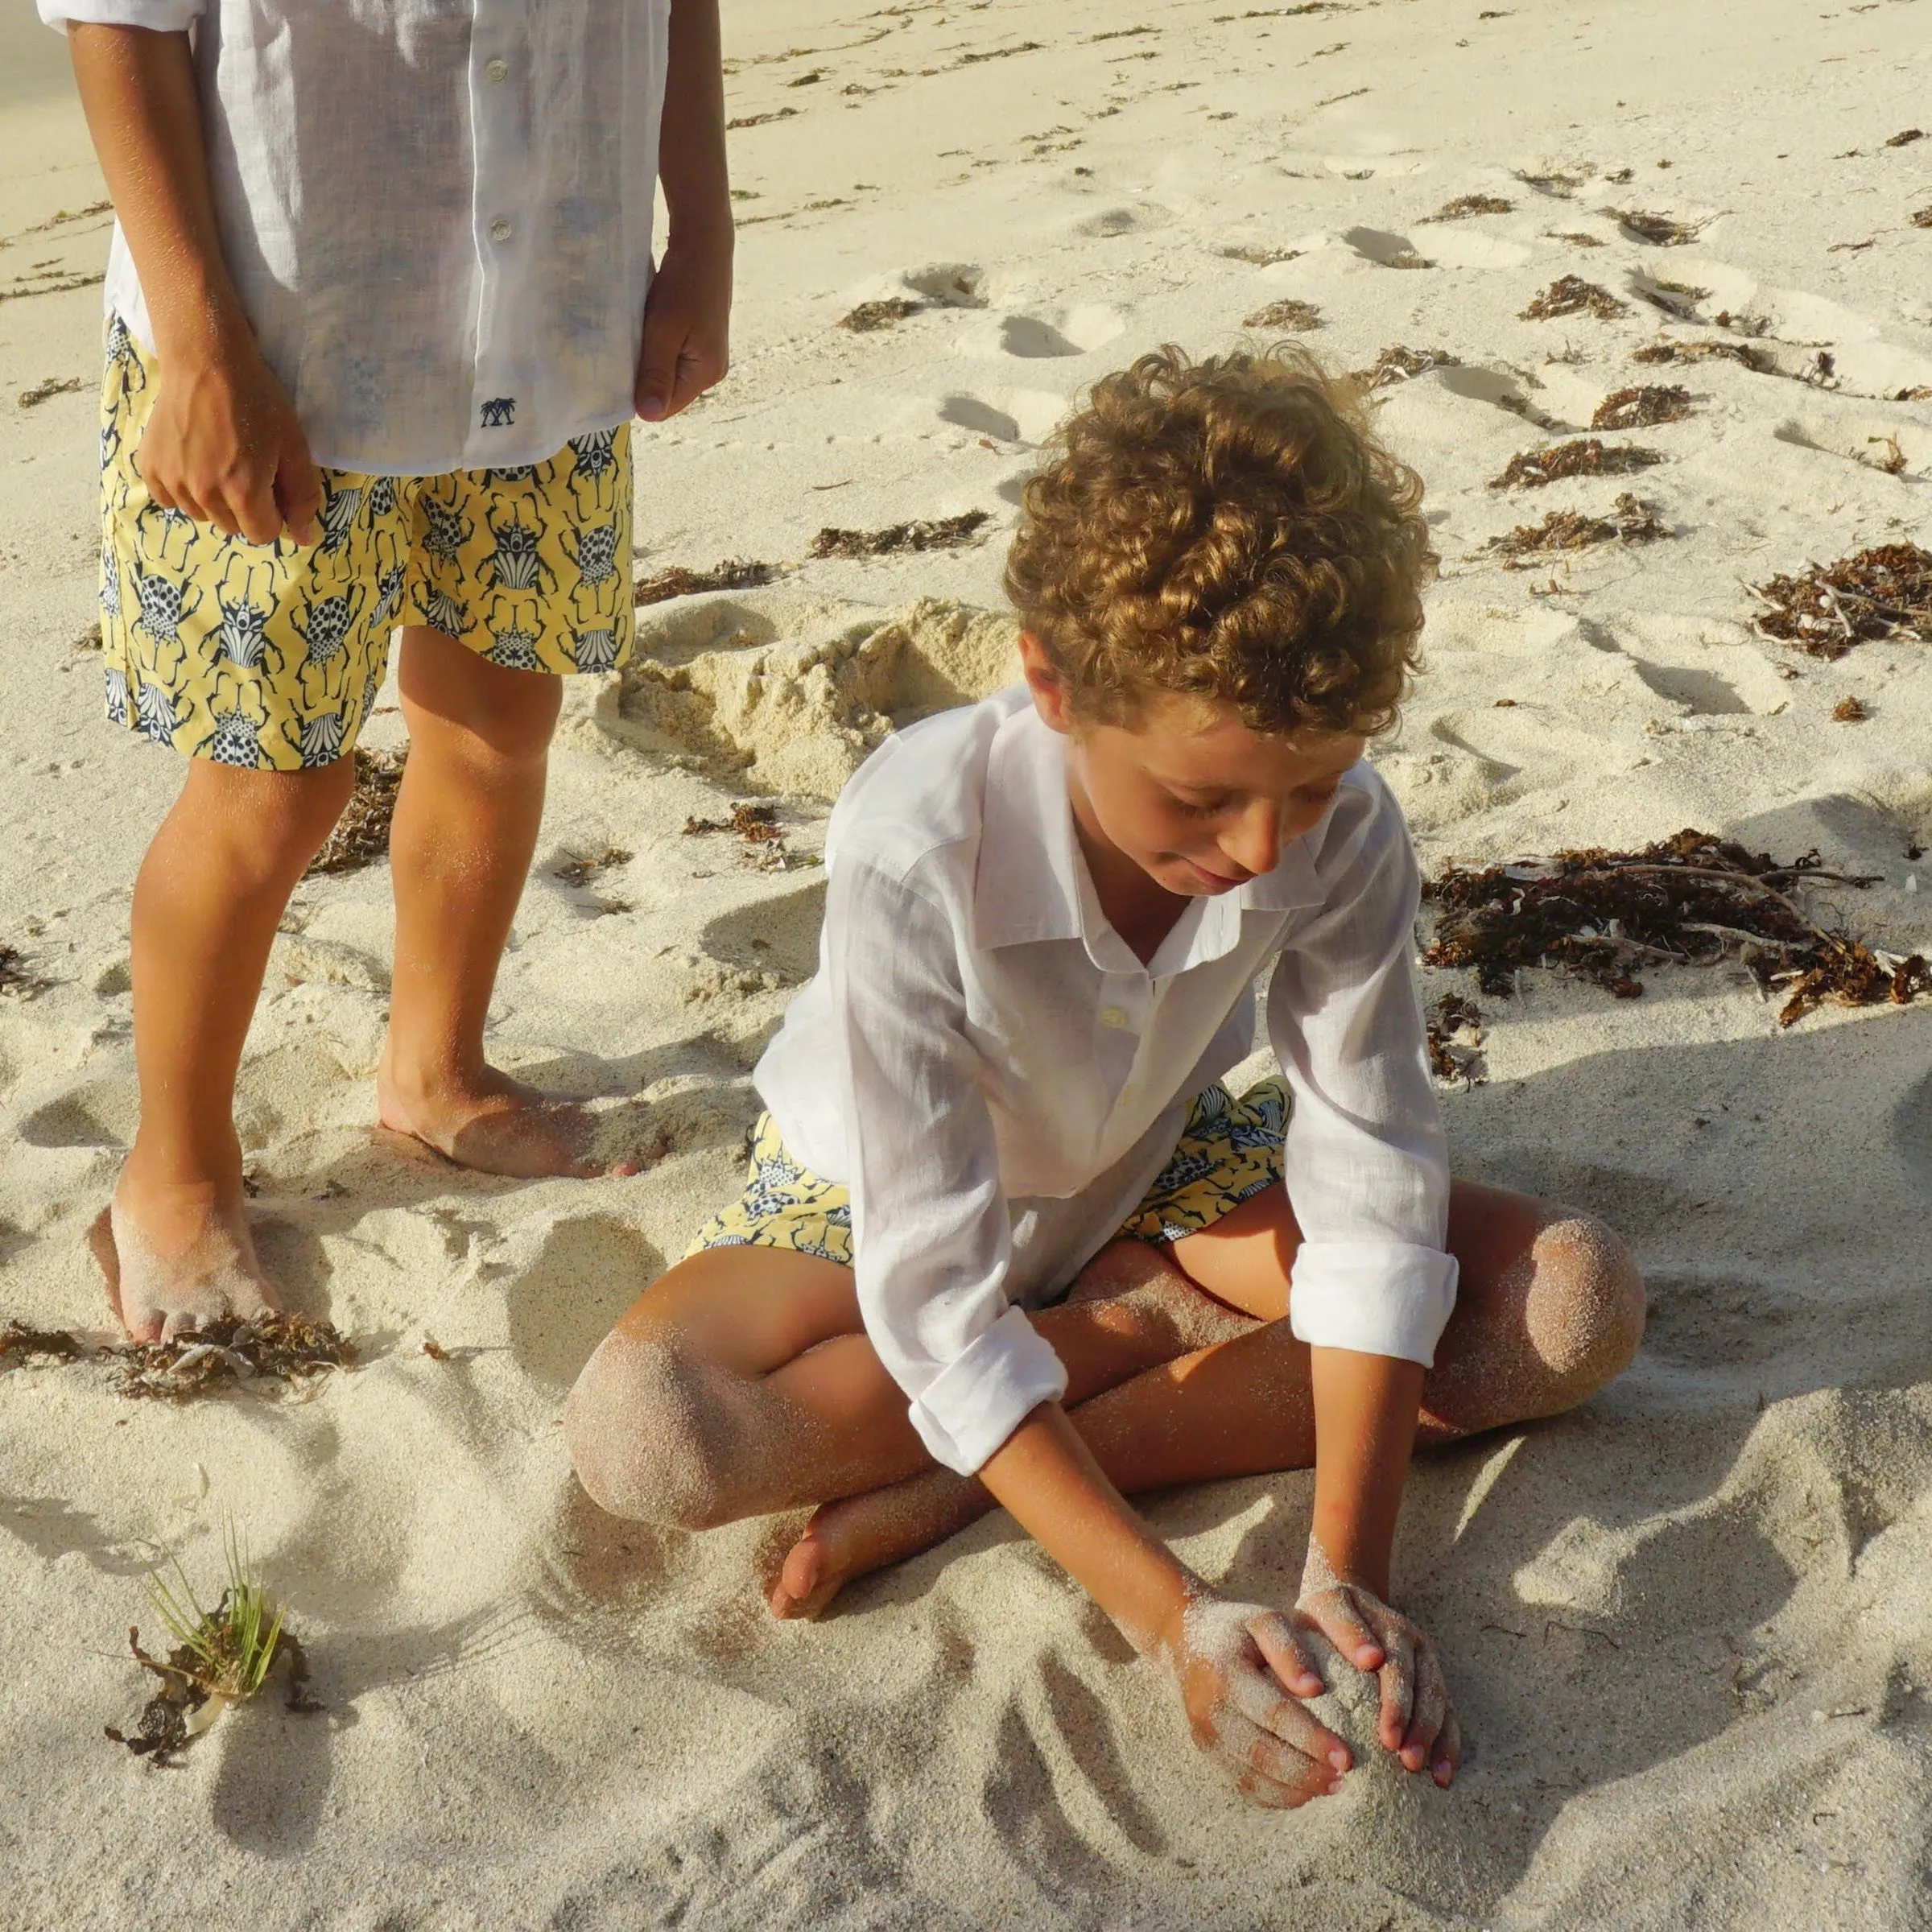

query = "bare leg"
771;1183;1644;1614
377;625;618;1177
106;755;356;1340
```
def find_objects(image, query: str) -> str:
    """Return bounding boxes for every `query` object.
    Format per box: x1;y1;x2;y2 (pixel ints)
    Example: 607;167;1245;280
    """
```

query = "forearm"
1307;1347;1426;1597
657;0;732;243
67;23;244;357
976;1402;1195;1651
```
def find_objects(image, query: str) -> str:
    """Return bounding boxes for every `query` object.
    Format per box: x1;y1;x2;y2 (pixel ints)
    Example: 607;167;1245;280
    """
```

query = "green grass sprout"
142;1521;286;1700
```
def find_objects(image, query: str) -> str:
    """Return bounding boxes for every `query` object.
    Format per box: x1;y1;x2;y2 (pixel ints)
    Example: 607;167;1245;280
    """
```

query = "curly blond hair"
1003;343;1434;738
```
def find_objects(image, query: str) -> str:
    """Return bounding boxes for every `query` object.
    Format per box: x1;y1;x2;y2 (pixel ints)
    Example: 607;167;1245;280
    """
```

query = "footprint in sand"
903;262;989;308
937;389;1069;444
1071;203;1170;240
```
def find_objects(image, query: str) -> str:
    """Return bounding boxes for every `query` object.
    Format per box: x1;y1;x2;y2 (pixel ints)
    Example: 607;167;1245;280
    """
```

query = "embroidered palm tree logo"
480;397;517;428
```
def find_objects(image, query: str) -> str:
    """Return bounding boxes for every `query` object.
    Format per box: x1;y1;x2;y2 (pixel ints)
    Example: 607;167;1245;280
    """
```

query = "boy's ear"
1017;630;1076;736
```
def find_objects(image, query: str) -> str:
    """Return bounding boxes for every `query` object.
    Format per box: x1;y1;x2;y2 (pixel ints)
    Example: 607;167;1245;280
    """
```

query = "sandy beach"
3;0;1932;1924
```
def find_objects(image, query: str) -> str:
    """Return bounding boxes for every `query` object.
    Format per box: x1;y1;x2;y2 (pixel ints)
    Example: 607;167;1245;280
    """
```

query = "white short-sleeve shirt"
755;688;1459;1476
41;0;671;476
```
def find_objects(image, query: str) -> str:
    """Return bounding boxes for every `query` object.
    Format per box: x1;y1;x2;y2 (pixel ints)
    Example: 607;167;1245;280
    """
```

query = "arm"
636;0;733;421
66;19;320;543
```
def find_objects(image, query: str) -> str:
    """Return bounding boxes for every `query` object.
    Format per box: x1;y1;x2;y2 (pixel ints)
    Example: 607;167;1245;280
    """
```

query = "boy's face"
1021;634;1368;898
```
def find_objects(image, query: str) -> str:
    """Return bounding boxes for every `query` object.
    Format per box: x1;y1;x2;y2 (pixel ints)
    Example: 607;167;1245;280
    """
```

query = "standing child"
564;347;1646;1807
50;0;733;1340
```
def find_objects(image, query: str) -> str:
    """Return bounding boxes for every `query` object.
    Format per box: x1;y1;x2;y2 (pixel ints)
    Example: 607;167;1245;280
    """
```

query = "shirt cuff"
905;1305;1070;1476
1288;1240;1459;1366
39;2;204;28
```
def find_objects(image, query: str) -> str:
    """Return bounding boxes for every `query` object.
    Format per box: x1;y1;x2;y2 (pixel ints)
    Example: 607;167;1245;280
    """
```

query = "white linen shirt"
42;0;671;476
755;687;1459;1478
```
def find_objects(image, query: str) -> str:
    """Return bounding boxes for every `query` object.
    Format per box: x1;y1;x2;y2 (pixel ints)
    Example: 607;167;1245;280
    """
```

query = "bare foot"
93;1174;279;1344
375;1062;635;1179
769;1468;996;1620
1067;1238;1261;1352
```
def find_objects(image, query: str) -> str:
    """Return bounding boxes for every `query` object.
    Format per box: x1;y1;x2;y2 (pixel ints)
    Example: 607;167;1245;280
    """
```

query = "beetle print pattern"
96;316;634;767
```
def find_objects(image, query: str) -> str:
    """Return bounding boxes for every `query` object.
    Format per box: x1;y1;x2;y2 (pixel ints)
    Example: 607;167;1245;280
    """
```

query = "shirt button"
1100;1005;1129;1028
489;217;514;242
485;57;510;83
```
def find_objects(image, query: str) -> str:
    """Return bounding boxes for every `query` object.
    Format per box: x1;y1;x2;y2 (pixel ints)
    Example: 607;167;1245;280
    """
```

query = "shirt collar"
969;692;1333;960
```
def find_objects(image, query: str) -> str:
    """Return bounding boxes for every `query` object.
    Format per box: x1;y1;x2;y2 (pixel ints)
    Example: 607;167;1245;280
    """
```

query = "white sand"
4;1;1932;1923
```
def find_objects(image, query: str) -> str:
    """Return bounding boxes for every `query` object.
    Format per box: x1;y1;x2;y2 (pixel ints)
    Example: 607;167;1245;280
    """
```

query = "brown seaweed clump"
1422;828;1922;1026
1750;544;1932;658
1545;229;1606;247
1607;208;1707;246
108;1624;316;1765
1349;345;1458;392
1426;993;1485;1085
1885;128;1925;147
0;943;50;1000
1243;298;1322;331
683;801;783;845
109;1314;355;1402
0;1320;86;1365
1485;492;1666;563
1913;208;1932;231
1490;438;1663;489
554;846;632;890
1521;277;1626;321
809;510;989;559
839;297;923;332
1632;339;1775;374
1592;384;1692;430
1832;696;1869;723
305;747;405;877
1421;193;1515;222
634;558;780;608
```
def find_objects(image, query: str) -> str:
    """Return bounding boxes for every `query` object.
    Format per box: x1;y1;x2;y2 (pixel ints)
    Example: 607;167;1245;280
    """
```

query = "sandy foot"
91;1186;279;1344
374;1065;638;1179
769;1466;995;1620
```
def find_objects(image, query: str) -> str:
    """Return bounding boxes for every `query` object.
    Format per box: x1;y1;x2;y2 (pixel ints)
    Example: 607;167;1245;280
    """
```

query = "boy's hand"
1297;1554;1460;1787
1157;1591;1354;1809
139;330;322;547
635;233;733;423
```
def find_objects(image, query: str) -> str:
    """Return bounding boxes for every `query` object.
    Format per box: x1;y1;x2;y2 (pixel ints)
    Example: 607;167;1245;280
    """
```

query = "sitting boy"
565;346;1645;1807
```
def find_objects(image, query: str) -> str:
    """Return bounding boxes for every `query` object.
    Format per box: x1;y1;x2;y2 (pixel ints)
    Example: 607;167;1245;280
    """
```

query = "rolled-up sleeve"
39;2;203;27
1268;775;1458;1365
829;858;1068;1475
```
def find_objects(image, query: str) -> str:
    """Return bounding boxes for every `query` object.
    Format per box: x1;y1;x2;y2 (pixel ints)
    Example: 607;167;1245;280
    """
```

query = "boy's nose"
1221;803;1282;880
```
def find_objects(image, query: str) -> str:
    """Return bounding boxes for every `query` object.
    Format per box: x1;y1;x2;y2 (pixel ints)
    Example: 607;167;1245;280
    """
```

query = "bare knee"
564;1327;754;1531
398;625;561;766
179;757;357;881
1523;1212;1646;1402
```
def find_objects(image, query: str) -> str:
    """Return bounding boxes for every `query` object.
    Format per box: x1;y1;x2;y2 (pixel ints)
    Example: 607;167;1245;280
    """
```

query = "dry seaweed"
0;943;50;999
1913;208;1932;230
1521;276;1626;321
1749;543;1932;658
809;510;989;558
1608;208;1707;246
1422;828;1920;1026
1631;338;1776;374
1485;492;1666;562
554;846;632;890
1243;298;1321;330
1832;696;1869;723
1490;438;1663;489
1885;128;1925;147
839;297;923;332
634;558;779;607
725;106;799;130
1349;345;1457;391
1516;168;1589;197
1420;193;1514;222
1426;993;1486;1086
684;802;784;846
1592;384;1692;430
0;1320;86;1365
1633;277;1710;316
305;747;404;877
1546;229;1606;247
17;374;82;408
1220;244;1302;265
107;1313;355;1402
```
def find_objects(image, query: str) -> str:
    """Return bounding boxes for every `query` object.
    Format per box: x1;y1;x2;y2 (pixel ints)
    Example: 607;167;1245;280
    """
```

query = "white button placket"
463;1;535;464
1096;975;1152;1110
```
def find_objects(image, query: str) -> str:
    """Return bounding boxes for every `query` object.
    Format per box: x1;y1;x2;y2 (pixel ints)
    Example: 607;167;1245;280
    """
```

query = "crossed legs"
565;1179;1645;1616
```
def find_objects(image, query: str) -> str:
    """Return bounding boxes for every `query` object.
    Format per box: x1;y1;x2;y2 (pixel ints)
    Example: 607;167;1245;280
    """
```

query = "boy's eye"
1169;792;1227;817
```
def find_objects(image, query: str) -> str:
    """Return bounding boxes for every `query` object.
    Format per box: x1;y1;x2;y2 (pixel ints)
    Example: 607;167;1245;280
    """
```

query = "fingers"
225;471;287;547
274;436;324;547
1228;1657;1352;1774
1400;1652;1450;1773
1375;1620;1417;1755
1301;1590;1385;1674
1212;1711;1340;1809
1248;1609;1325;1701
